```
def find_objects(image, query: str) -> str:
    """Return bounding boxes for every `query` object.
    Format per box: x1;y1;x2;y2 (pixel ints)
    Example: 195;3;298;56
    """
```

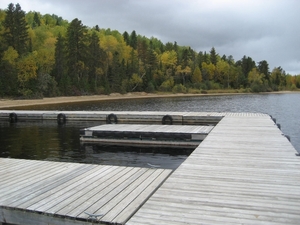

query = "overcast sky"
1;0;299;75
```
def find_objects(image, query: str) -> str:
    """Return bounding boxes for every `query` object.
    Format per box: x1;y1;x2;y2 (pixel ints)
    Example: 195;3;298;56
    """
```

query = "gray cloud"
1;0;299;74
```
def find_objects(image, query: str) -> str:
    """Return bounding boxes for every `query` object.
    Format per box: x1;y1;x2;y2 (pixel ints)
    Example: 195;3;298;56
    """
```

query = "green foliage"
3;3;29;56
0;3;296;98
159;77;174;92
172;84;187;93
210;47;218;65
192;66;202;83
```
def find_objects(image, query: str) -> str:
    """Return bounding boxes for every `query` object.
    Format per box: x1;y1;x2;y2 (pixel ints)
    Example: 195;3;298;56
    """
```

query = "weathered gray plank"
127;115;300;225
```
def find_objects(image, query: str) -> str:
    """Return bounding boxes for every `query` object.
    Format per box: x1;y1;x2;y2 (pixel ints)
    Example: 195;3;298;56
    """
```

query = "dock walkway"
127;114;300;224
1;111;300;224
0;158;171;225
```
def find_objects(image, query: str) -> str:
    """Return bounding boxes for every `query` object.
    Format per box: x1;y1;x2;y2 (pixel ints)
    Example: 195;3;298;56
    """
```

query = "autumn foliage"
0;3;299;98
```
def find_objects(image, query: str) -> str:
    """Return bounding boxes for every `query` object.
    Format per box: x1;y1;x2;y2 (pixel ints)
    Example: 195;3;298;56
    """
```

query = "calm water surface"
1;93;299;169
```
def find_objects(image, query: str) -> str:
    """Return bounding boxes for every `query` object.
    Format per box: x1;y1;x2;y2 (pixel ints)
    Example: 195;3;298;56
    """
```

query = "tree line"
0;3;299;98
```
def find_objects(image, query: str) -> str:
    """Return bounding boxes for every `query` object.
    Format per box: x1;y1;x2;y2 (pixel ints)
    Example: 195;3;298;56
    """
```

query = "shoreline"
0;91;297;109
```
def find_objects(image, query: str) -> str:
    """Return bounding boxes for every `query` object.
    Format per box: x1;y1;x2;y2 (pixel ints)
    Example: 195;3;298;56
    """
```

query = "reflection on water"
1;93;299;169
0;121;189;169
80;145;189;170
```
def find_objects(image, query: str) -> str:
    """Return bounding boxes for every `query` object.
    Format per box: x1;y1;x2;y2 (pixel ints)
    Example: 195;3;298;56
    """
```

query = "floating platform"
0;158;171;225
0;110;225;125
80;124;214;148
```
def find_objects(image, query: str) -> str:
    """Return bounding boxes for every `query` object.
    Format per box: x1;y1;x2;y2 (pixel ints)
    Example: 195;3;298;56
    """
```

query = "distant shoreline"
0;91;297;109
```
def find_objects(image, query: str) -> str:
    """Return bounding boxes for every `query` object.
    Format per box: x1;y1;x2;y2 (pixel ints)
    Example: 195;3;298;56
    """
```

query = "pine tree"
33;12;41;27
210;47;218;65
3;3;29;56
53;33;65;85
88;31;105;91
257;60;270;81
130;30;137;49
66;18;88;89
109;51;121;92
122;31;130;46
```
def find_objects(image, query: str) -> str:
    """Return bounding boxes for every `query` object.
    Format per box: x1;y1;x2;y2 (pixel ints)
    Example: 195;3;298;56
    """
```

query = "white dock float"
0;158;172;225
80;124;214;148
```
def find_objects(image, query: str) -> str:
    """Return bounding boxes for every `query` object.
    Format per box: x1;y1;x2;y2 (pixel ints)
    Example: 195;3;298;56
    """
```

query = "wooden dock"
80;124;214;148
127;114;300;224
0;110;224;125
0;158;172;225
1;111;299;224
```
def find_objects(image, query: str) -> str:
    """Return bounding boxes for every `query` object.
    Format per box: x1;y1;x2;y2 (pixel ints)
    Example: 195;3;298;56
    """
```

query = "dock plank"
0;158;171;224
127;115;300;224
1;111;299;225
80;124;214;148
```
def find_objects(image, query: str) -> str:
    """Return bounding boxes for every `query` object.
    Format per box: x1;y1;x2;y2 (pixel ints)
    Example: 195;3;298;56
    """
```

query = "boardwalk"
0;158;171;225
127;114;300;224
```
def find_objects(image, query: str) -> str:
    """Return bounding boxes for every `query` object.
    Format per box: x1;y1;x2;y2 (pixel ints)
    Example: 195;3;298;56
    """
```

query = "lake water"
1;93;299;169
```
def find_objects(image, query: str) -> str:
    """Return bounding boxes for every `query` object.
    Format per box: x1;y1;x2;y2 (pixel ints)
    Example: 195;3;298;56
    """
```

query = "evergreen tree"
137;38;148;64
197;51;204;69
165;42;173;51
88;31;105;91
181;48;191;68
33;12;41;27
210;47;218;65
257;60;270;81
122;31;130;46
52;33;66;86
203;51;210;64
129;30;137;49
0;60;18;96
94;25;100;31
238;56;256;78
66;18;88;90
108;51;121;92
3;3;29;56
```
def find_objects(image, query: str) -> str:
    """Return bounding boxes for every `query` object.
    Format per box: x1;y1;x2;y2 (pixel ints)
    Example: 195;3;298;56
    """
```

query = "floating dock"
127;114;300;225
80;124;214;148
1;111;300;225
0;158;171;225
0;110;224;125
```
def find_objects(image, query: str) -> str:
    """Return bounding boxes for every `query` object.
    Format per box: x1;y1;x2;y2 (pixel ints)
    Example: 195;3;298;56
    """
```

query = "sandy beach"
0;92;195;109
0;91;296;109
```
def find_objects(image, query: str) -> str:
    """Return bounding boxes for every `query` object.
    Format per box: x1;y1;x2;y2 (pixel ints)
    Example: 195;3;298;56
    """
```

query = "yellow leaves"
159;77;174;92
100;34;134;63
36;47;54;73
160;50;177;68
201;62;215;80
44;36;56;49
216;60;230;75
248;68;264;85
215;60;230;84
176;65;191;75
2;46;19;65
192;66;202;83
130;73;143;86
17;53;38;84
100;35;119;52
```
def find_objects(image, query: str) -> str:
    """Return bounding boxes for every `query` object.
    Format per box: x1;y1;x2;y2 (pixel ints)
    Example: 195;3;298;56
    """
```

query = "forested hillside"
0;3;299;98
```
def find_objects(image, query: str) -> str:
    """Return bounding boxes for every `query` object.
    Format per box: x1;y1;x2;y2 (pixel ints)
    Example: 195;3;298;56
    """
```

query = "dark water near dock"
1;93;299;169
